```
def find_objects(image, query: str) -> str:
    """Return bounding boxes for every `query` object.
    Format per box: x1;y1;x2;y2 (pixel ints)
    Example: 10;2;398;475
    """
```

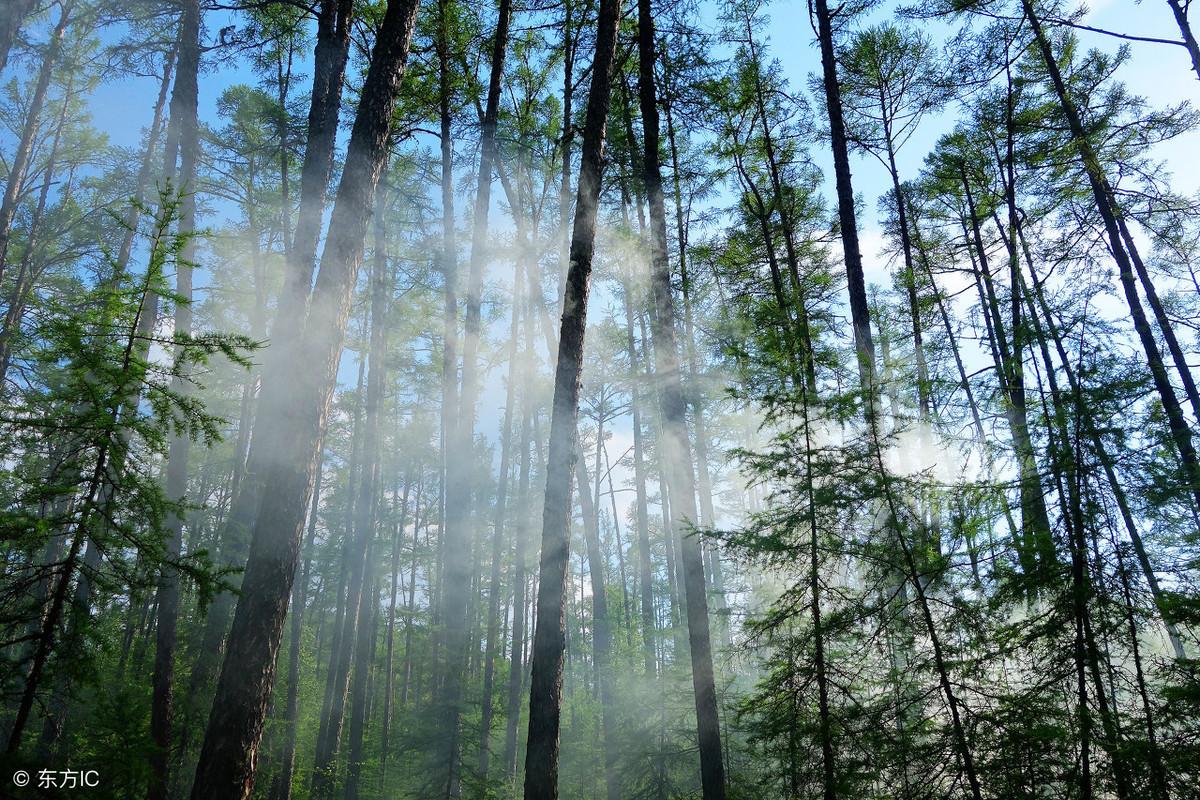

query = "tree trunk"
182;0;354;743
480;262;521;778
636;7;726;798
812;0;874;388
188;0;421;795
149;2;200;796
522;0;622;792
0;0;37;73
1165;0;1200;81
379;463;411;772
343;184;392;800
620;269;657;677
0;0;71;285
1024;0;1200;512
269;450;325;800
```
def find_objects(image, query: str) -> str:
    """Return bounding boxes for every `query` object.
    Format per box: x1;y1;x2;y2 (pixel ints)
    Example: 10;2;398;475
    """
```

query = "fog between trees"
1;0;1199;798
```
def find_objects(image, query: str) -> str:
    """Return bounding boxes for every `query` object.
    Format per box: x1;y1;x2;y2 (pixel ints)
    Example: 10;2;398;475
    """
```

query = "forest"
0;0;1199;797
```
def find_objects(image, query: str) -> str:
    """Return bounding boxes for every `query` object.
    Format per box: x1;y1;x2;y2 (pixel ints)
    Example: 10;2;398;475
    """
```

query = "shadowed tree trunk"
149;2;200;796
522;0;623;792
182;0;355;743
188;0;421;795
0;0;37;73
636;4;726;797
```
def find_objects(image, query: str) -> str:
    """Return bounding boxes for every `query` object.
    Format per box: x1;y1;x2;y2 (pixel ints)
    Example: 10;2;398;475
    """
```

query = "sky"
15;0;1200;529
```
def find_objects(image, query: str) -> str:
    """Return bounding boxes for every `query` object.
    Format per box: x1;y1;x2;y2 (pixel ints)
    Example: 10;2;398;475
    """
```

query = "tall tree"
188;0;422;795
522;0;623;793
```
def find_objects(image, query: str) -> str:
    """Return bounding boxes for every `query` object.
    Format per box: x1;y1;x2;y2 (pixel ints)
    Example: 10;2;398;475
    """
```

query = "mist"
1;0;1199;799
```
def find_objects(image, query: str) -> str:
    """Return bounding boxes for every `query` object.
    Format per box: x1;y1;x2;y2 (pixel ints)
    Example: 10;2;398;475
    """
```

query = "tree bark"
188;0;421;795
636;6;726;798
522;0;622;792
182;0;354;740
0;0;37;73
149;2;201;796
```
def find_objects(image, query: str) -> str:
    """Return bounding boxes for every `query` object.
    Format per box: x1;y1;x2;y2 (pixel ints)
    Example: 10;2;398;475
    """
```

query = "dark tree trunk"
0;0;37;73
812;0;874;388
522;0;622;792
149;2;201;796
182;0;354;741
1165;0;1200;81
636;6;726;798
188;0;421;795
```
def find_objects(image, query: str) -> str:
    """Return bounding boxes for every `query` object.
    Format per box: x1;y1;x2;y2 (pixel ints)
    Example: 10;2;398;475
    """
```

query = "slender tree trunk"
812;0;874;388
620;270;657;677
0;0;37;73
636;8;726;798
311;354;367;800
522;0;622;792
961;172;1054;577
188;1;421;795
580;409;619;800
1024;0;1200;511
380;465;412;772
149;2;200;795
0;0;71;284
343;184;392;800
480;263;521;778
0;68;74;385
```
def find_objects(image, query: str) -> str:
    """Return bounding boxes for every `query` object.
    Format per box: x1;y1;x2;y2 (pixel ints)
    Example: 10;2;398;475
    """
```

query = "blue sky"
53;0;1200;443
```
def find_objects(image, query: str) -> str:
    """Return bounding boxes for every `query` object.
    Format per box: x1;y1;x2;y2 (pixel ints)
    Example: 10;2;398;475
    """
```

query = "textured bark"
149;2;200;796
188;0;420;795
183;0;354;736
522;0;622;792
636;4;726;797
0;0;37;73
